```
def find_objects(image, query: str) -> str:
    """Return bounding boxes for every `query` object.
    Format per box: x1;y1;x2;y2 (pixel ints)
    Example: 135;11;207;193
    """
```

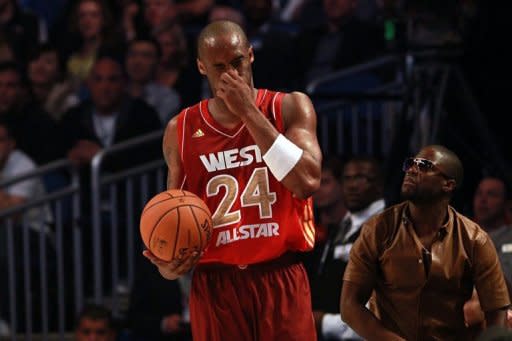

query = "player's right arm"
142;115;200;280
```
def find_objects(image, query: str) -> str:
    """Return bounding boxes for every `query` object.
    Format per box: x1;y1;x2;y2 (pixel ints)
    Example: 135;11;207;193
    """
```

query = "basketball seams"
142;194;205;214
172;206;181;259
146;207;177;250
189;205;204;251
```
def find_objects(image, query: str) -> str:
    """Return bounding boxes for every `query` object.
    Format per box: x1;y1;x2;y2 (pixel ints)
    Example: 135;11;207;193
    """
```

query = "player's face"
197;32;254;96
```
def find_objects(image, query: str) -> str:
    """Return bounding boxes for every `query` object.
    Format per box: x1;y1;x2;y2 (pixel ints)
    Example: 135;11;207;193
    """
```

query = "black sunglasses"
402;157;452;179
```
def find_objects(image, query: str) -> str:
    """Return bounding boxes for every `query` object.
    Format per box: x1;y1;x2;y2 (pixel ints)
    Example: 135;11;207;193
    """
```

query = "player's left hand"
216;69;256;118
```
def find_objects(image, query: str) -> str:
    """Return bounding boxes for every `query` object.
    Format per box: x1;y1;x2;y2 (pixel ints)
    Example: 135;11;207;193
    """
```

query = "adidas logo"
192;129;205;138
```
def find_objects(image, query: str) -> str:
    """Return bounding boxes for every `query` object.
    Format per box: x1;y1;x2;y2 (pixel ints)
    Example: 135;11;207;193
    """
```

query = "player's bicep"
281;92;322;163
163;117;184;189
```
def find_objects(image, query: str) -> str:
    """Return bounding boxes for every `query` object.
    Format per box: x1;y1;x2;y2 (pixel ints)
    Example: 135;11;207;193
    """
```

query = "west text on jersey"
200;145;262;172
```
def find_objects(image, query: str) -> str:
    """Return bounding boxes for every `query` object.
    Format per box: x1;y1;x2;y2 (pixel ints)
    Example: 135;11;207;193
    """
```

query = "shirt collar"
346;198;386;230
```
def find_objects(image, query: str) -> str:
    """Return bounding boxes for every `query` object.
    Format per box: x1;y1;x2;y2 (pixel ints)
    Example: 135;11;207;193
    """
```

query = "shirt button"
418;259;423;263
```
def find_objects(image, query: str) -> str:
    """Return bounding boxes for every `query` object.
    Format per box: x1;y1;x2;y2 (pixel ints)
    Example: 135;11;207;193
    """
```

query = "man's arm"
341;281;405;341
485;308;507;327
142;116;199;280
216;70;322;198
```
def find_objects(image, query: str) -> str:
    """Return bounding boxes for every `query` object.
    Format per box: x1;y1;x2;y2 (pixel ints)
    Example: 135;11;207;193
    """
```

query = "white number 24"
206;167;277;228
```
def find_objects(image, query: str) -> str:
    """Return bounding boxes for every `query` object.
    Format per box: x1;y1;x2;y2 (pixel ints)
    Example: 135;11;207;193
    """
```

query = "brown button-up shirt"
344;202;510;341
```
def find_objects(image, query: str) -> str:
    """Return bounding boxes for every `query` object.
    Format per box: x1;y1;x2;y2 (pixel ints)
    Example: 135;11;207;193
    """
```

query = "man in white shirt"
311;155;385;340
0;119;51;229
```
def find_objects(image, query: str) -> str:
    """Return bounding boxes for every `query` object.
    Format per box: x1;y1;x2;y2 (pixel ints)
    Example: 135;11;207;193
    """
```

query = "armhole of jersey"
271;92;286;133
176;109;188;163
176;109;188;188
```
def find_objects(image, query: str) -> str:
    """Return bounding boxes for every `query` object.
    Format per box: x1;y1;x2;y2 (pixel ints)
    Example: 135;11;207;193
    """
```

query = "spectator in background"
473;176;512;281
65;0;123;87
75;304;117;341
0;0;47;64
153;20;202;108
0;61;62;165
59;54;162;294
341;145;510;340
464;175;512;334
294;0;385;89
125;37;181;124
311;155;385;340
0;118;55;333
0;119;52;228
302;155;346;311
27;42;79;121
144;0;178;31
59;54;161;170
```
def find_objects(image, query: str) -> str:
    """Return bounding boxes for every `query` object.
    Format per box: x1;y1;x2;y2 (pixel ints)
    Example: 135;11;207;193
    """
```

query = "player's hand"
143;249;200;280
216;69;256;118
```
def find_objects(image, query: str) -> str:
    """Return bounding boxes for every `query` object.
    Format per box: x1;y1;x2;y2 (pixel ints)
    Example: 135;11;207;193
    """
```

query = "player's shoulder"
281;91;313;108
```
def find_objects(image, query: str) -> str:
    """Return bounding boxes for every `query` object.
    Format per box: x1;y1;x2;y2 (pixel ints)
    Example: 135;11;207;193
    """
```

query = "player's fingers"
176;251;200;274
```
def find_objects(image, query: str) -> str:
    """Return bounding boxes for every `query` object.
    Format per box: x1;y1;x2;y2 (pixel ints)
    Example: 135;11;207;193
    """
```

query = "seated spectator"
125;37;181;124
60;54;162;170
59;53;162;295
464;175;512;335
0;119;52;229
0;118;56;333
310;155;385;340
0;61;62;165
75;304;117;341
27;42;80;121
473;175;512;282
64;0;124;88
153;20;202;108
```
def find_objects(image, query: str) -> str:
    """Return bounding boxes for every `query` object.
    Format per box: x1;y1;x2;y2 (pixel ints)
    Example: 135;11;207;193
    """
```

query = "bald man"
340;145;510;340
143;20;322;341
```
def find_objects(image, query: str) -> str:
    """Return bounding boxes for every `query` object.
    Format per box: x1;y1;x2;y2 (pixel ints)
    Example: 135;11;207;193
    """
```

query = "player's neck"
208;98;242;129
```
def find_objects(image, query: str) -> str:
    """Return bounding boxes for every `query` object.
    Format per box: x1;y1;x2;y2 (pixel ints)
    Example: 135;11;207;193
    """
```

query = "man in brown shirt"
340;145;510;340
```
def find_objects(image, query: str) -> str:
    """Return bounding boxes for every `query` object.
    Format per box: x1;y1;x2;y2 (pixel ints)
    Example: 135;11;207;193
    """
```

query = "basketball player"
143;20;322;340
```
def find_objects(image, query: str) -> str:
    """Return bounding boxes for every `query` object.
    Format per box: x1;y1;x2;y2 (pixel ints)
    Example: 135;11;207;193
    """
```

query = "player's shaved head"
197;20;249;60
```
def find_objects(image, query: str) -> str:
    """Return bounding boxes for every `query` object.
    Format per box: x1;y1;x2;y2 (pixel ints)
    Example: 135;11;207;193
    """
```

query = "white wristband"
262;134;303;181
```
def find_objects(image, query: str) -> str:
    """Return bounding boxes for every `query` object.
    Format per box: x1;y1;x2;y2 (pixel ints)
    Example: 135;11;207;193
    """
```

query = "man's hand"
142;249;200;280
216;70;256;118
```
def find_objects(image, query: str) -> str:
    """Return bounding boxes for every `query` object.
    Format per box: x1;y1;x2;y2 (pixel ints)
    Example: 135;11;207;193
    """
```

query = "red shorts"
189;254;316;341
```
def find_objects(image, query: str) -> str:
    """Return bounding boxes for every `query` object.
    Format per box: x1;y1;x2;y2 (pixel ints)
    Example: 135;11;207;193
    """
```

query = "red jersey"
176;89;315;265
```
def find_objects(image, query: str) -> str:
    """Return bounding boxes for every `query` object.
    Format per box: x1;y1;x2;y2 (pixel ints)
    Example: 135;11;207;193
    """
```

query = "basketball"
140;189;213;262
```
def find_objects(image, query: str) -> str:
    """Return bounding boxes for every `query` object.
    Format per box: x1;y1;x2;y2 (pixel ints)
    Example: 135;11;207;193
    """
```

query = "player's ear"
197;58;207;76
248;46;254;64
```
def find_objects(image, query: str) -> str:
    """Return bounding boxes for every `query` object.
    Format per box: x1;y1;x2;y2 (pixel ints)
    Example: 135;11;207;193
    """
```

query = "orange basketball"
140;189;213;262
